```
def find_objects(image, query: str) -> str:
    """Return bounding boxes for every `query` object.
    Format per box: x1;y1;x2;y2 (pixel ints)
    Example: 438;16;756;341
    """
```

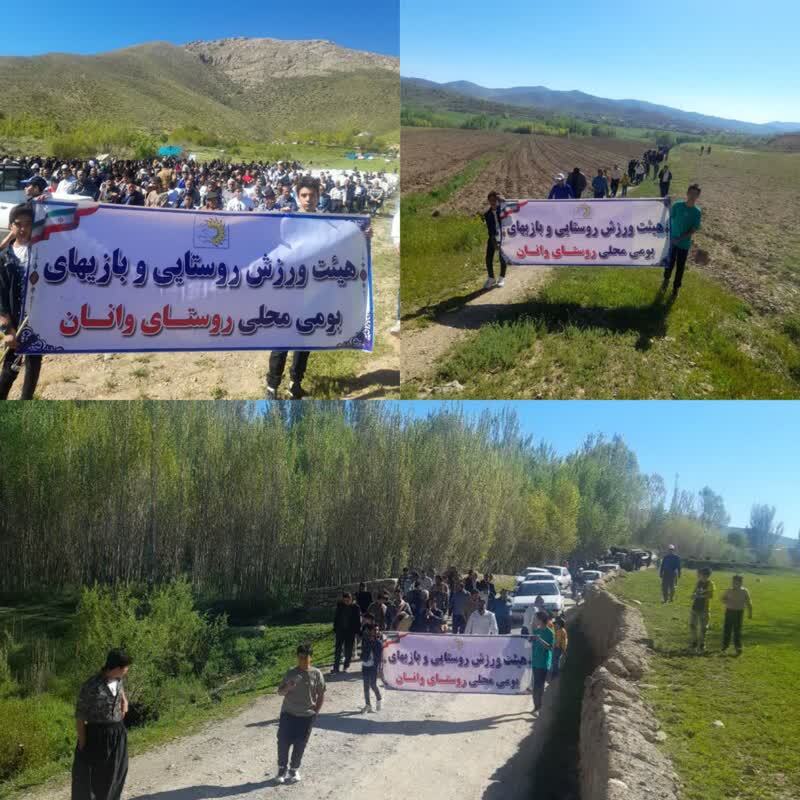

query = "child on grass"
720;574;753;655
689;567;715;653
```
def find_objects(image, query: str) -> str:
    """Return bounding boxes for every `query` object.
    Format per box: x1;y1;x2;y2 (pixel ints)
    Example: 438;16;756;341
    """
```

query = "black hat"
28;176;47;191
9;203;34;225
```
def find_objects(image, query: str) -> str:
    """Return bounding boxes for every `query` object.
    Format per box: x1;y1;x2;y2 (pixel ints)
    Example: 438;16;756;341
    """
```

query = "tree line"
0;402;790;606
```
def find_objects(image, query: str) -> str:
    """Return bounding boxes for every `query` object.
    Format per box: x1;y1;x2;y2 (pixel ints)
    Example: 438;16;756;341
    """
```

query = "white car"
545;565;572;590
514;567;551;585
511;579;564;620
598;563;621;574
580;570;602;585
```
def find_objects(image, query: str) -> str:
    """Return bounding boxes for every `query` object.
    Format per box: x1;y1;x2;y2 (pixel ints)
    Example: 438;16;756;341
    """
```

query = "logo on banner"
193;216;230;249
574;203;592;219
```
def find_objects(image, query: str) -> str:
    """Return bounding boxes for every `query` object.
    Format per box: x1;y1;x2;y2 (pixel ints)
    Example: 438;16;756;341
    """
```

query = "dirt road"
402;265;552;388
24;672;537;800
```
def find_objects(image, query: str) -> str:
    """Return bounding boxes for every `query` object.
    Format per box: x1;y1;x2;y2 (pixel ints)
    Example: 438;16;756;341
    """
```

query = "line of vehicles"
510;562;623;621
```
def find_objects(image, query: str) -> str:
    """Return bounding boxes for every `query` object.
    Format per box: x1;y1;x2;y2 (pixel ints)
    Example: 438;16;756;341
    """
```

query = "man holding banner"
482;191;506;289
662;185;702;298
0;205;41;400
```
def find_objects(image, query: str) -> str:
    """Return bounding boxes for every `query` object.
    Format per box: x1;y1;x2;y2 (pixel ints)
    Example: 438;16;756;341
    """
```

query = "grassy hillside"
0;41;399;148
612;569;800;800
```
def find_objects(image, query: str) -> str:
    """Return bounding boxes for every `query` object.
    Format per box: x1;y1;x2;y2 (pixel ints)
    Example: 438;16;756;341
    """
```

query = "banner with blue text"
18;201;373;355
501;197;671;267
382;633;531;694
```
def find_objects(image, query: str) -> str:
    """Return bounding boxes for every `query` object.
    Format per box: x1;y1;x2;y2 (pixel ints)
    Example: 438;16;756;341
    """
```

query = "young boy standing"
721;574;753;655
360;624;384;713
689;567;715;653
276;644;325;784
550;617;568;680
529;611;554;716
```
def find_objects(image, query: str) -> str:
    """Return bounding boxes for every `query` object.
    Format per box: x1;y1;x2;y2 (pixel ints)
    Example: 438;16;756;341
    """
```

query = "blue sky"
400;401;800;537
4;0;399;57
401;0;799;124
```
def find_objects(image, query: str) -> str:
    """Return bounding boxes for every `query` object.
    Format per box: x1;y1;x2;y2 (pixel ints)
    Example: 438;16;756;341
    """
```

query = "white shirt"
56;177;76;194
522;604;544;633
106;679;120;697
465;610;498;635
12;243;29;264
226;197;248;212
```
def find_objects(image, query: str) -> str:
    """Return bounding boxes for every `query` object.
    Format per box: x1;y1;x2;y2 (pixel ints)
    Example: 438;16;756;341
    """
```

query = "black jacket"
483;207;502;239
333;602;361;637
0;244;27;328
566;171;587;195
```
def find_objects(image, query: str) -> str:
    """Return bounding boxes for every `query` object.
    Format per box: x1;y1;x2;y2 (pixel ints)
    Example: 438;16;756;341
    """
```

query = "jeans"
659;181;671;198
722;609;744;650
485;238;506;280
452;614;466;634
621;186;628;197
663;246;689;290
333;633;355;671
362;666;382;705
0;351;42;400
610;179;620;197
532;668;548;710
267;351;310;391
689;608;709;649
497;618;511;635
661;574;677;602
277;712;314;770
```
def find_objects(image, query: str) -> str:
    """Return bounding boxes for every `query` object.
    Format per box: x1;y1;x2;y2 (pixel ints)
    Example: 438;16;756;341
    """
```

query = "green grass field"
402;143;800;398
612;569;800;800
0;596;334;798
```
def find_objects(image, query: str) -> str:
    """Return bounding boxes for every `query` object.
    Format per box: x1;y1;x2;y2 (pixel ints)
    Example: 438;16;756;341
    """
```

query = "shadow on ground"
130;780;275;799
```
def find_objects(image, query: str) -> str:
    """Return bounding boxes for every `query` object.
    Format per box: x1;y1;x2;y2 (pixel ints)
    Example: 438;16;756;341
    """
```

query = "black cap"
28;176;48;191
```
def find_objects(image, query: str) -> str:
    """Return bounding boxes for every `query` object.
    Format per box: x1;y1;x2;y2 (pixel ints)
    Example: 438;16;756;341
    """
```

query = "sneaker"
389;321;401;336
288;769;301;783
361;704;372;714
483;277;495;289
376;700;382;711
496;277;506;287
288;381;306;400
266;385;278;400
277;768;288;784
329;668;340;675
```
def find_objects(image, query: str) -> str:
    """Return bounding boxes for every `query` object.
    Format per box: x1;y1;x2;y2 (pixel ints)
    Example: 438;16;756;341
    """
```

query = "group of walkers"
658;545;754;655
0;153;397;401
2;153;397;216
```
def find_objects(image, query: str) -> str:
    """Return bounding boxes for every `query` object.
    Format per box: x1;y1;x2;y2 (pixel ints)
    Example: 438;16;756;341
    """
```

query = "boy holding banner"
530;611;554;715
662;185;702;298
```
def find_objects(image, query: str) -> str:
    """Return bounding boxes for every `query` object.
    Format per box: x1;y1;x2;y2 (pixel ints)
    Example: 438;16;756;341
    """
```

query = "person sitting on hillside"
591;169;609;198
548;172;574;199
566;167;587;199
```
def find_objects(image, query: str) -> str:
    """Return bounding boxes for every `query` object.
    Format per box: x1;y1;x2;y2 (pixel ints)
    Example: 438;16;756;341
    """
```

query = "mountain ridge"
402;76;800;135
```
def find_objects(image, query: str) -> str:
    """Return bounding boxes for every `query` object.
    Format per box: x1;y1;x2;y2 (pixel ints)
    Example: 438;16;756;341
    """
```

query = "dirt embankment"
578;580;679;800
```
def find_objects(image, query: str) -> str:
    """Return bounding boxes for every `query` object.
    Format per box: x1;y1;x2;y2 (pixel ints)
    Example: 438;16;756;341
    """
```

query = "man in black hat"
0;204;42;399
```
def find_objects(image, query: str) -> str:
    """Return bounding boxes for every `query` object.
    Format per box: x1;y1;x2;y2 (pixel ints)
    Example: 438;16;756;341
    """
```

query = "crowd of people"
1;154;398;401
1;154;397;216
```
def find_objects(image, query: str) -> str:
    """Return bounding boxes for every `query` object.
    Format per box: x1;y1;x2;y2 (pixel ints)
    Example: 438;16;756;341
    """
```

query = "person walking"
566;167;587;199
72;649;132;800
591;169;609;199
483;191;506;289
529;611;554;716
659;544;682;602
494;589;513;634
550;617;568;680
720;574;753;655
360;624;384;713
276;644;325;784
464;596;499;635
662;184;702;298
634;161;646;185
367;593;388;631
547;173;574;199
689;567;715;653
620;172;630;197
355;582;373;615
658;163;673;198
609;165;622;197
450;581;470;634
331;592;361;674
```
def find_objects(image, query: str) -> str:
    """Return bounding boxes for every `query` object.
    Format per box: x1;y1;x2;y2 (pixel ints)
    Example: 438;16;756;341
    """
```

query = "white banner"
382;633;531;694
18;201;373;355
501;197;671;267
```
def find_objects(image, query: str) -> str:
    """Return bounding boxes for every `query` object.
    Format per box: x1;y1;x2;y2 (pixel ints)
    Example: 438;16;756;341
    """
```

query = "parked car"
579;570;602;585
511;579;563;620
545;565;572;590
597;563;620;574
514;567;551;585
